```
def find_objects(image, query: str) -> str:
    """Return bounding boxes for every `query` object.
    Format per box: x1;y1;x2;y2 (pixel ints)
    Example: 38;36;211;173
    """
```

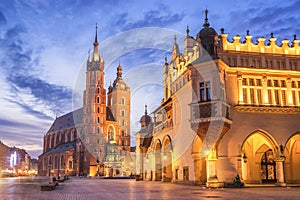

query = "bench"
224;182;244;188
41;183;57;191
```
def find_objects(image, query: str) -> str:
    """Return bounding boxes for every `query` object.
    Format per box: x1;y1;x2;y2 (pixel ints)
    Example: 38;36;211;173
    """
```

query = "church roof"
47;108;82;133
44;140;76;155
106;107;116;121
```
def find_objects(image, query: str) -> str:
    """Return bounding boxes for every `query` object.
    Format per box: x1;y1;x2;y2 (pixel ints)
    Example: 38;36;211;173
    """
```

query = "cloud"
7;75;72;115
226;0;300;42
0;10;6;27
114;4;184;31
0;10;73;156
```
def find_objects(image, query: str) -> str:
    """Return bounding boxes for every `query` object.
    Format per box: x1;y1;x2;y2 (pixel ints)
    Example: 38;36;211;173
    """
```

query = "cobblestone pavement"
1;177;300;200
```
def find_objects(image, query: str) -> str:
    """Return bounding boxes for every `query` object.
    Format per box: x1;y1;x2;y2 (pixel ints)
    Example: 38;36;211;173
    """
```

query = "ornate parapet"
220;30;300;55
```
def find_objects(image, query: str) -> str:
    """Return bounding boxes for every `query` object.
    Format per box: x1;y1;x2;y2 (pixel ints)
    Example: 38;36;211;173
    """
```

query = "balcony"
154;118;173;134
190;100;232;124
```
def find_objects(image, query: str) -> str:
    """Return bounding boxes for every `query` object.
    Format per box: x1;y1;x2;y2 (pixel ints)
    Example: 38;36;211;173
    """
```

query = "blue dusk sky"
0;0;299;158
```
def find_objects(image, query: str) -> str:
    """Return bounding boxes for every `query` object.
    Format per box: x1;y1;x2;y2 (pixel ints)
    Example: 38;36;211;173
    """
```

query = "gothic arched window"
108;126;115;141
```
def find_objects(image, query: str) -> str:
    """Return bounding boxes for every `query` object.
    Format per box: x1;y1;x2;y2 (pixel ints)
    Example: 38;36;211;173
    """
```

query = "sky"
0;0;299;158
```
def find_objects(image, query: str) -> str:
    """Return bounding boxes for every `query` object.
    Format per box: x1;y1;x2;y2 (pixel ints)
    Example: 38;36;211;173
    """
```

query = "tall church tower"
107;63;131;151
82;24;107;162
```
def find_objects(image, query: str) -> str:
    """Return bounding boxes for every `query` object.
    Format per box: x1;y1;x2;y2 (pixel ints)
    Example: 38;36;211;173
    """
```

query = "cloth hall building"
38;26;133;177
135;10;300;187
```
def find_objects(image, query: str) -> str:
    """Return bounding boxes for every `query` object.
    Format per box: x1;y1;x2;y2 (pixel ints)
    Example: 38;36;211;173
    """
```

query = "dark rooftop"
47;108;82;133
44;140;76;155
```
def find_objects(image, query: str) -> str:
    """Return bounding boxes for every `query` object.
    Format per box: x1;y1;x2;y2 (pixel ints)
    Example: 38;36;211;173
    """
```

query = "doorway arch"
284;132;300;183
162;135;172;182
154;139;162;181
241;130;279;184
192;135;206;184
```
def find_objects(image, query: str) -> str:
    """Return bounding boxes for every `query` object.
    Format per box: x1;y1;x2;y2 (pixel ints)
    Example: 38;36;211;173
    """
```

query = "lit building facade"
38;25;133;177
136;10;300;187
0;140;33;176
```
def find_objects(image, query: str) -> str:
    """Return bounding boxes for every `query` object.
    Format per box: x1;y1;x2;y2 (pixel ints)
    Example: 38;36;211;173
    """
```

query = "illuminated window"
292;91;296;105
268;90;273;104
199;81;211;102
243;88;248;103
274;90;280;105
108;126;115;141
68;160;72;170
257;89;262;104
281;90;286;105
256;79;261;86
249;79;254;86
250;88;255;103
267;80;272;87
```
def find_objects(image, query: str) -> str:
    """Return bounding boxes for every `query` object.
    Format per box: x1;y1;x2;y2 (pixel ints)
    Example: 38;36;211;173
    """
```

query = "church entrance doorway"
260;149;276;183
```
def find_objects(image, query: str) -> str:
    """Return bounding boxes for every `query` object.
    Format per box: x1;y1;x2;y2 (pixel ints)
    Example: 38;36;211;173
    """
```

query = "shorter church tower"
107;63;131;151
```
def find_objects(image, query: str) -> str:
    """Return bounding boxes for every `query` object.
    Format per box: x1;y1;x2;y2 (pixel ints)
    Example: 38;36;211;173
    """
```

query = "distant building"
136;10;300;187
38;25;133;177
0;140;32;176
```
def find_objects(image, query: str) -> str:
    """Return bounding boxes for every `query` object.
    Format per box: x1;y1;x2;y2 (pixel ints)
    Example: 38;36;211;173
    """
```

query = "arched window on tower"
121;110;125;117
97;97;100;103
121;97;126;105
97;107;100;113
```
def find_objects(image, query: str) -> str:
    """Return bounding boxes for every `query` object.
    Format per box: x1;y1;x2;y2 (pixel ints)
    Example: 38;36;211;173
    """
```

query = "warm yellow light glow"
163;154;167;160
205;150;210;156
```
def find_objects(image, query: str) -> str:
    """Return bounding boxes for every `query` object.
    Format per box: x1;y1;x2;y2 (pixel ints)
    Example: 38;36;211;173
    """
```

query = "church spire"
117;61;122;78
172;35;180;56
145;105;148;115
203;8;210;28
93;23;100;61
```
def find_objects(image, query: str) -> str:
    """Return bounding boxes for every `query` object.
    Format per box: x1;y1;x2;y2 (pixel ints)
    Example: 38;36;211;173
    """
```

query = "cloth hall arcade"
135;10;300;187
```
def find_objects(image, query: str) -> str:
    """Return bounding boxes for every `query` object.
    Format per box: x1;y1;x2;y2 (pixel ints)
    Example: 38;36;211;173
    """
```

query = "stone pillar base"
206;182;224;188
276;182;287;187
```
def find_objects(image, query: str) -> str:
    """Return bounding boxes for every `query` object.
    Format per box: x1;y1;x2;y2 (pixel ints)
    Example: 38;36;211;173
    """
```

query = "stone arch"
284;131;300;183
192;135;202;155
154;139;162;181
241;129;279;184
162;135;172;182
191;135;206;185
